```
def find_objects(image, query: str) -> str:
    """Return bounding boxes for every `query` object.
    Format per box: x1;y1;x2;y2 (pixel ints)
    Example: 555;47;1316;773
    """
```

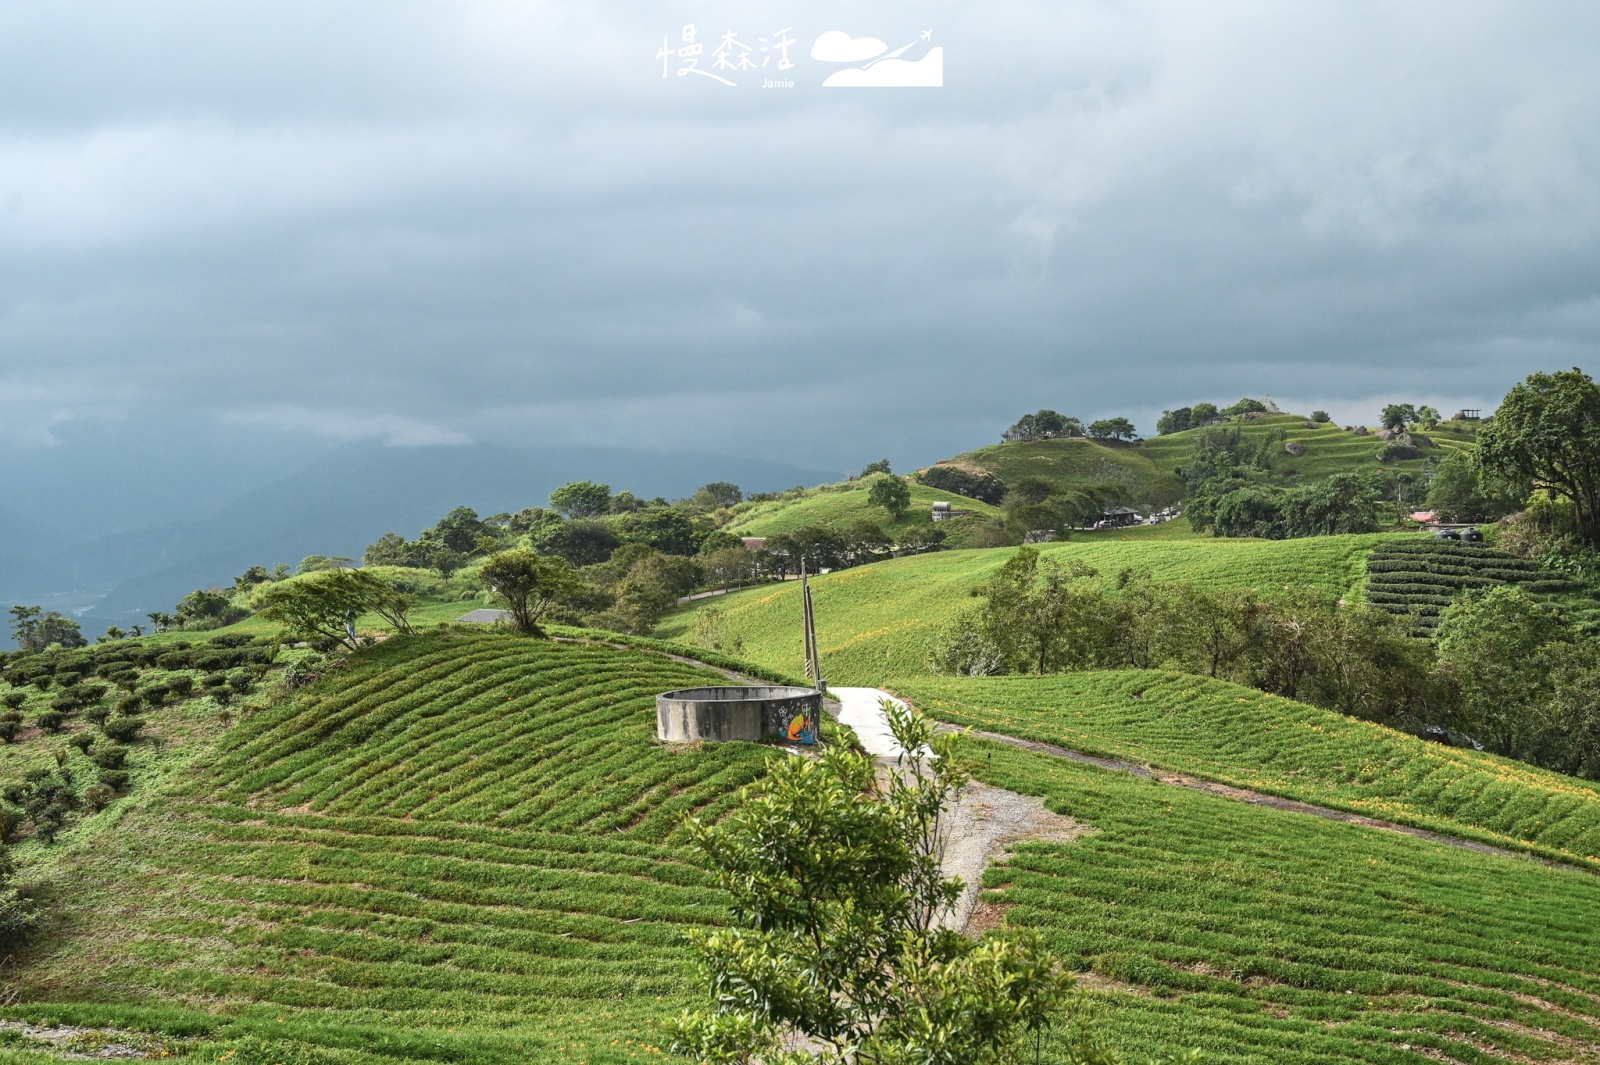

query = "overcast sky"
2;1;1598;469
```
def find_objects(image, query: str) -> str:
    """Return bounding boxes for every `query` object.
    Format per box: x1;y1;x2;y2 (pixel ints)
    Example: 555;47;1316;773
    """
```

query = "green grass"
935;437;1180;499
1138;415;1470;484
962;739;1600;1064
656;534;1402;685
893;670;1600;870
3;631;779;1064
729;480;1004;548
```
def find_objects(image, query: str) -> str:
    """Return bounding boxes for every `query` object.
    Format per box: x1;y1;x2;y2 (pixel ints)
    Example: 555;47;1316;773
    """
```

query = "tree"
1310;410;1331;423
8;605;87;653
1003;410;1082;443
976;548;1104;674
1477;368;1600;548
860;458;892;477
363;532;413;567
614;506;700;555
1155;408;1192;435
918;465;1008;506
1190;402;1220;423
1278;473;1383;536
693;482;743;508
669;703;1069;1065
255;569;416;649
1380;403;1417;432
1426;449;1520;523
702;546;757;590
549;481;613;519
414;540;466;579
477;548;582;635
1221;397;1269;417
867;474;911;519
1087;417;1137;441
534;519;620;567
1414;405;1441;430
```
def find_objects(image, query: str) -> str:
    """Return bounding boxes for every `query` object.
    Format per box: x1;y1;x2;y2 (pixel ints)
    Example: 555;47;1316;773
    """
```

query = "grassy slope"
965;739;1600;1064
3;631;776;1064
936;437;1180;498
894;670;1600;869
655;534;1400;685
938;415;1480;496
728;481;1003;548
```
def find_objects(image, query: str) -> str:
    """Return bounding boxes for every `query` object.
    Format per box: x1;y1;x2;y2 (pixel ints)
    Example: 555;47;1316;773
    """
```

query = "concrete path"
830;687;914;759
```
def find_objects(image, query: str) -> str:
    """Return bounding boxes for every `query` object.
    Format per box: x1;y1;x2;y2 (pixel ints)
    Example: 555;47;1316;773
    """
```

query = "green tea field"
894;670;1600;869
960;739;1600;1064
656;533;1400;684
728;480;1004;547
1;631;776;1064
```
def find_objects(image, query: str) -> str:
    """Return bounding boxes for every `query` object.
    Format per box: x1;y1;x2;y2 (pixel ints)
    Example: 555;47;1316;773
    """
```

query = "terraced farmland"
965;739;1600;1065
1365;539;1600;634
894;671;1600;869
657;533;1398;684
728;480;1003;548
3;631;776;1063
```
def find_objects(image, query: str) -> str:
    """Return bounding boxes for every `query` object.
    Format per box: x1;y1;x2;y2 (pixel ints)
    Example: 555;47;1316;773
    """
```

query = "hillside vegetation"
962;739;1600;1064
656;533;1398;684
727;480;1003;547
3;631;776;1063
1366;538;1600;634
894;670;1600;868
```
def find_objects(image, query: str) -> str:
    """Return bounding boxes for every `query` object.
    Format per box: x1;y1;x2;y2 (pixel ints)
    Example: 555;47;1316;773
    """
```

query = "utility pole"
801;561;824;692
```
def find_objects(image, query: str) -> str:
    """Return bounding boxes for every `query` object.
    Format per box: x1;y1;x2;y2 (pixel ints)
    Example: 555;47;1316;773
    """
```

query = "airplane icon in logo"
920;30;932;41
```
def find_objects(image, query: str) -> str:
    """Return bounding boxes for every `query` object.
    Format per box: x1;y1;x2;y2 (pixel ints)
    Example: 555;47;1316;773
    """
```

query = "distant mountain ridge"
0;441;834;642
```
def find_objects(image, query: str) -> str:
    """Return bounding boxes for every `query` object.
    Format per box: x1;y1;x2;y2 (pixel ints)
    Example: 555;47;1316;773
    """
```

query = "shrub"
96;770;130;793
167;675;195;699
83;783;116;811
202;672;228;689
0;722;17;745
917;465;1007;506
1;692;25;711
88;746;126;771
101;717;144;744
156;652;192;671
67;733;94;754
34;710;65;732
226;672;252;693
137;684;170;707
49;694;79;714
73;682;107;704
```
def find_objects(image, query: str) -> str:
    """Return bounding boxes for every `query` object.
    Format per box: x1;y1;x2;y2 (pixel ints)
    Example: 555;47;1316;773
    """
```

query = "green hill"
960;738;1600;1064
1365;538;1600;634
727;480;1004;548
656;533;1398;684
894;670;1600;869
3;631;775;1063
929;414;1480;502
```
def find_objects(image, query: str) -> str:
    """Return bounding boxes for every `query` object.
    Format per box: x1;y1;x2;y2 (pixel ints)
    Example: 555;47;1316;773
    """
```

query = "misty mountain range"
0;439;834;644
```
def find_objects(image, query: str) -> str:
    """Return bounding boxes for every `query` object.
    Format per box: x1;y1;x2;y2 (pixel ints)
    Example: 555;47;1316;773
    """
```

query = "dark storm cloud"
1;1;1598;466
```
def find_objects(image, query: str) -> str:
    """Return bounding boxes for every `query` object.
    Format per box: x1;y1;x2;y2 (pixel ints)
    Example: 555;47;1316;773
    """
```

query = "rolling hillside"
3;631;776;1063
925;413;1479;504
895;670;1600;868
727;480;1004;547
656;533;1399;684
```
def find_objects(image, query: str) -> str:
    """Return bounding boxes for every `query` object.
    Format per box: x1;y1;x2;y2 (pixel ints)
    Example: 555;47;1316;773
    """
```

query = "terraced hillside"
927;437;1180;501
3;632;775;1064
964;739;1600;1064
728;479;1003;547
657;533;1398;683
895;670;1600;869
1365;539;1600;634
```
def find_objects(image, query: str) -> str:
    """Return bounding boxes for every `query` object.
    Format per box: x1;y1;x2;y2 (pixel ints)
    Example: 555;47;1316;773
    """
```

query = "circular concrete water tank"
657;685;822;745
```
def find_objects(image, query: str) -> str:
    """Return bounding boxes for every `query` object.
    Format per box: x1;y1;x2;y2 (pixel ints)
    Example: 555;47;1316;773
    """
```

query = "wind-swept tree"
477;548;582;635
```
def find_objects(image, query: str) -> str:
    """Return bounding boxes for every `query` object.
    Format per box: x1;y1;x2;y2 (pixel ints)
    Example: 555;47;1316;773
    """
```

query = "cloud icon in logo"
811;30;888;63
822;47;943;88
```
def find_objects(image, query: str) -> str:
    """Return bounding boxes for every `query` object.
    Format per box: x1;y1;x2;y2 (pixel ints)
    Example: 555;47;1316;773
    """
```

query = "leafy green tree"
1190;402;1220;423
478;548;582;635
669;703;1070;1065
693;481;743;508
860;458;892;477
415;540;466;579
8;605;88;652
1434;587;1567;755
1380;403;1417;432
1310;410;1331;423
1278;473;1383;536
1002;409;1082;443
549;481;613;519
614;507;700;556
425;507;490;554
977;548;1104;674
363;532;413;567
1477;368;1600;548
534;518;620;567
702;546;757;590
255;570;415;649
1087;417;1137;441
1155;407;1192;435
1426;450;1521;523
1414;405;1441;430
867;474;911;519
